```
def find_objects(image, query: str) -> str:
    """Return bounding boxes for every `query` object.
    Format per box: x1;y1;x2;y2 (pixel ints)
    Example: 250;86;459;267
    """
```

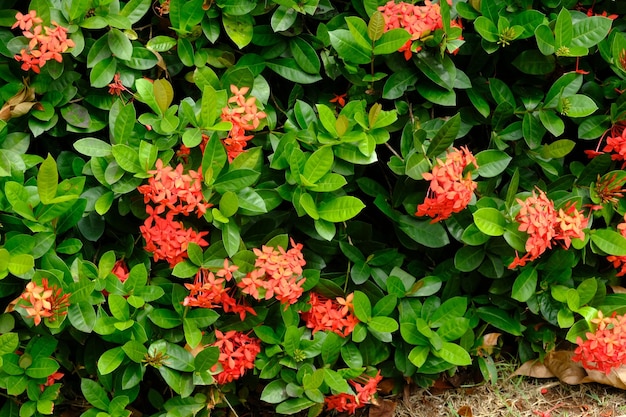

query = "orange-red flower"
573;311;626;374
17;278;70;325
603;127;626;165
330;93;347;107
237;238;306;305
140;207;209;267
509;190;587;268
324;372;383;414
12;11;74;73
138;159;211;218
301;293;359;337
211;330;261;384
220;85;266;162
378;0;449;59
416;146;478;223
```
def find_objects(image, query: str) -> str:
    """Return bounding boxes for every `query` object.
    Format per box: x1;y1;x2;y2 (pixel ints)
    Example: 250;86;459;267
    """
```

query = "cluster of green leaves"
2;0;626;416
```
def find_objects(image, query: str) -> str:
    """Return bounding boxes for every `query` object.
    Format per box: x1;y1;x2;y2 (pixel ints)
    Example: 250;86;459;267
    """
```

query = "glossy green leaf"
511;267;538;302
329;29;372;64
223;13;254;48
317;196;365;222
427;113;461;158
373;29;410;55
266;58;323;84
476;150;511;178
97;346;126;375
436;342;471;366
37;155;58;204
591;229;626;256
290;37;321;74
472;208;506;236
475;306;524;336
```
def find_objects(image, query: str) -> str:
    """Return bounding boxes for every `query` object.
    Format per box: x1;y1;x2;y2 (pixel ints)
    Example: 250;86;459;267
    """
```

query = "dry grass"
393;365;626;417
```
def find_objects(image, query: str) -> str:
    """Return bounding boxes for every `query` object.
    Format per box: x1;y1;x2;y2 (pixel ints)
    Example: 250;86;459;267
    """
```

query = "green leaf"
511;267;538;302
276;398;316;415
512;50;556;75
149;308;182;329
261;380;289;404
194;346;219;372
522;113;546;149
290;37;321;74
303;147;333;184
90;57;117;88
427;113;460;158
223;13;254;48
352;290;372;321
399;216;450;248
373;29;411;55
153;78;174;116
382;69;419;100
38;155;58;204
271;6;297;32
108;28;133;61
472;207;506;236
554;8;573;48
81;379;110;410
571;16;612;48
429;297;467;328
408;345;429;367
475;306;524;336
475;150;512;178
562;94;598;118
474;16;499;43
68;301;97;333
97;347;126;375
147;35;177;52
539;110;565;137
74;138;112;157
368;11;385;41
541;139;575;159
8;253;34;276
454;246;485;272
266;58;323;84
122;341;148;363
329;29;372;65
436;342;471;366
416;53;456;91
0;333;19;355
112;144;142;173
591;229;626;256
317;196;365;222
368;316;399;333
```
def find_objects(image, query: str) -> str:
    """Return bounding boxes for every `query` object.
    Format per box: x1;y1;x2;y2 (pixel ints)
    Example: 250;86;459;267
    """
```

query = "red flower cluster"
138;159;211;217
220;85;266;162
324;371;383;414
12;10;75;73
138;159;211;267
573;311;626;374
17;279;70;325
183;263;255;320
416;146;478;223
211;330;261;384
238;238;306;305
607;215;626;276
509;189;588;268
301;293;359;337
140;208;209;267
586;124;626;167
378;0;456;59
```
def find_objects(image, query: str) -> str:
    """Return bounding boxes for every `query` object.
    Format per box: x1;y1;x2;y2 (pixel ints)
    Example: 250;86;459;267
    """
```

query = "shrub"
1;0;626;416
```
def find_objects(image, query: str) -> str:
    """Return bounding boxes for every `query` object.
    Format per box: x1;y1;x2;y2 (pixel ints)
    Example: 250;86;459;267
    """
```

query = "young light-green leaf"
37;154;58;204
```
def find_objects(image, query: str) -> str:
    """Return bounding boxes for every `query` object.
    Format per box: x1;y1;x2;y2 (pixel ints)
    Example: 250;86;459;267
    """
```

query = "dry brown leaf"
478;333;501;355
368;399;396;417
583;368;626;390
512;359;555;379
610;285;626;294
544;350;586;385
457;405;473;417
377;378;396;395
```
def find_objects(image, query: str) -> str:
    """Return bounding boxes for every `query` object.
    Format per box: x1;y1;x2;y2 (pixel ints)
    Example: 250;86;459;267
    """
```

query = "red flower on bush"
415;146;478;223
607;215;626;276
137;159;211;218
573;311;626;374
324;371;383;414
140;207;209;267
301;292;359;337
220;85;266;162
16;279;70;325
237;238;306;305
378;0;455;59
12;10;74;73
211;330;261;384
509;190;587;268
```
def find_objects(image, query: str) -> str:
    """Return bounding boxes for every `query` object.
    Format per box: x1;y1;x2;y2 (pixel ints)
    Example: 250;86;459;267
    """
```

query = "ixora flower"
12;10;74;73
237;238;306;305
415;146;478;223
220;85;267;162
140;207;209;267
573;311;626;374
378;0;460;59
137;159;211;217
324;371;383;414
508;190;588;268
13;279;70;325
301;292;359;337
211;330;261;384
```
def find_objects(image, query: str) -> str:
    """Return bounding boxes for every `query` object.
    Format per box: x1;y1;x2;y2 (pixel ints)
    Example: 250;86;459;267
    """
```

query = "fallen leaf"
457;405;473;417
368;399;396;417
544;351;586;385
513;359;555;379
584;368;626;389
610;285;626;294
377;378;396;395
478;333;501;355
